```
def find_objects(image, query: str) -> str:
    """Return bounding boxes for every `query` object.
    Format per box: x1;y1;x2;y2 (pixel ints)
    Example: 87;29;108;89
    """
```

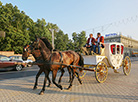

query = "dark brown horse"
22;44;72;90
22;46;52;89
22;37;84;95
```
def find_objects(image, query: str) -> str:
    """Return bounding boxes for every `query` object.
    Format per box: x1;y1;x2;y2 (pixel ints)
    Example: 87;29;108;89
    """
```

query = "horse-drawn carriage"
79;42;131;83
22;38;131;95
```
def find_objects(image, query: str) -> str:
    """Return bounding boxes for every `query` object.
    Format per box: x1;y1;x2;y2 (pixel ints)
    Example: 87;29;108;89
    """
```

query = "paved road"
0;61;138;102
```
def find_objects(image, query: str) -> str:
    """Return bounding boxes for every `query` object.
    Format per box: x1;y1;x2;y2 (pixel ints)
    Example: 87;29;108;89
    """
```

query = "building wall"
0;51;35;61
0;51;14;56
105;35;138;57
104;35;121;43
120;35;138;49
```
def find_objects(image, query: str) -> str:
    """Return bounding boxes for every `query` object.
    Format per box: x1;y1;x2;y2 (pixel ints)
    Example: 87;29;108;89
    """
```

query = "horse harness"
49;51;63;69
35;49;64;70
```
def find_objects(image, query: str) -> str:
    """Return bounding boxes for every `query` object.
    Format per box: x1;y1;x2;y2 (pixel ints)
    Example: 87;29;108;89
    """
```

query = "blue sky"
1;0;138;40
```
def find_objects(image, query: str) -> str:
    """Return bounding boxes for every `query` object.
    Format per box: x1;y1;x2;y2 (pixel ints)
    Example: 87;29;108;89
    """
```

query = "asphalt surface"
0;66;40;81
0;57;138;81
0;61;138;102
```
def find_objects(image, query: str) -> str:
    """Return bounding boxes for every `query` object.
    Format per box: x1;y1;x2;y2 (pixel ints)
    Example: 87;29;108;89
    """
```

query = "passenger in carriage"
94;33;105;54
83;34;96;55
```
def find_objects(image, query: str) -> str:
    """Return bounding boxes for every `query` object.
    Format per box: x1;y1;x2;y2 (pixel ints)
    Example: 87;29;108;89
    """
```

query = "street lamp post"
0;31;6;38
49;29;55;49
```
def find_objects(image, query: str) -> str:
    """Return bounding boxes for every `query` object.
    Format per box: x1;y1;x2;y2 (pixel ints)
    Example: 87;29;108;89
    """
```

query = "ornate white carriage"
81;42;131;83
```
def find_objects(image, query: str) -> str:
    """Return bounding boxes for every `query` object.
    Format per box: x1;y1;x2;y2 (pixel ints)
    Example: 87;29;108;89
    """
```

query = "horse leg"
67;67;72;83
39;70;50;95
33;68;43;90
58;69;65;84
67;68;75;90
52;70;63;90
47;74;51;87
75;71;82;84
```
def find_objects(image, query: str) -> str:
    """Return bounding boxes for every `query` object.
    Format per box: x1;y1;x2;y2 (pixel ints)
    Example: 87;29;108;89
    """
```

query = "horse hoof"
59;85;63;90
67;86;72;90
33;86;37;90
67;87;71;90
39;91;44;95
47;84;51;87
80;81;83;84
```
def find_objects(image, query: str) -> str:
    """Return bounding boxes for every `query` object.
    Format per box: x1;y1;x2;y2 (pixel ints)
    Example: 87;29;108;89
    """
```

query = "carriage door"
116;45;123;68
110;44;116;67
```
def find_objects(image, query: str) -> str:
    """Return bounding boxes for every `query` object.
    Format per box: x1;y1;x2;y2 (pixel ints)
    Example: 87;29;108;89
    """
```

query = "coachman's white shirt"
89;38;92;46
97;36;101;43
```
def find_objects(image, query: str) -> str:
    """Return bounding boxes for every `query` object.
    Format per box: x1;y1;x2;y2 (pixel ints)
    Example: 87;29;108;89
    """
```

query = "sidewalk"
130;57;138;62
0;62;138;102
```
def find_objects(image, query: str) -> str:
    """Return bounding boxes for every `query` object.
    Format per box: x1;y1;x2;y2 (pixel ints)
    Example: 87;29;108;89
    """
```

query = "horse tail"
77;52;84;67
77;52;84;72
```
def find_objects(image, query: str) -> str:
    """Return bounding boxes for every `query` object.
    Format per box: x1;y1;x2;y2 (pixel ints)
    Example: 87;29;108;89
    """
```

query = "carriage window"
121;45;124;54
111;44;115;55
117;45;120;54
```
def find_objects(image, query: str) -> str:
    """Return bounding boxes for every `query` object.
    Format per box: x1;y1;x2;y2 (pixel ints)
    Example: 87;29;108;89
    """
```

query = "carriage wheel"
123;56;131;76
75;65;87;79
95;61;108;83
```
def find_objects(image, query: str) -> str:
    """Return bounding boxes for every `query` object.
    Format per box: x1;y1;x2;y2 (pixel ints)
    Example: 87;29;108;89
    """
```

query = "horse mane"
40;37;53;51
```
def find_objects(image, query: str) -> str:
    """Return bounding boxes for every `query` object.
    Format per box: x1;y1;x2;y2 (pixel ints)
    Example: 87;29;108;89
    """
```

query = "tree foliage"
72;31;87;49
0;2;56;53
0;2;30;53
0;1;87;53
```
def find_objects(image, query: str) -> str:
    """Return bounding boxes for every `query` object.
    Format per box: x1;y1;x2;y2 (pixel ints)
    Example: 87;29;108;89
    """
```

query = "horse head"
23;36;52;62
32;36;42;50
22;44;32;61
22;37;43;61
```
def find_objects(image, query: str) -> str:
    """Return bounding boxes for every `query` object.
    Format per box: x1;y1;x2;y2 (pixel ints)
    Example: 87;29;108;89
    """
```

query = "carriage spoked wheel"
75;65;87;79
123;56;131;76
95;61;108;83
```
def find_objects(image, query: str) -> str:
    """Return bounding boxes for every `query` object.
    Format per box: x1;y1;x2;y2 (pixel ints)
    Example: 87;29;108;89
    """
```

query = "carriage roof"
104;42;124;47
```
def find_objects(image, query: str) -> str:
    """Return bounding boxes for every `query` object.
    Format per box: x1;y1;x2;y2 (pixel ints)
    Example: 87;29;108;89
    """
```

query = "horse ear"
37;38;40;43
34;35;39;42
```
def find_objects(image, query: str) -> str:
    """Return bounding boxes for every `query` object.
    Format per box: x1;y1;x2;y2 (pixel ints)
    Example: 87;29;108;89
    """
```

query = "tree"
0;2;61;53
72;31;87;49
72;32;79;49
66;40;75;50
78;31;87;47
55;30;69;51
0;3;31;53
0;1;88;53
